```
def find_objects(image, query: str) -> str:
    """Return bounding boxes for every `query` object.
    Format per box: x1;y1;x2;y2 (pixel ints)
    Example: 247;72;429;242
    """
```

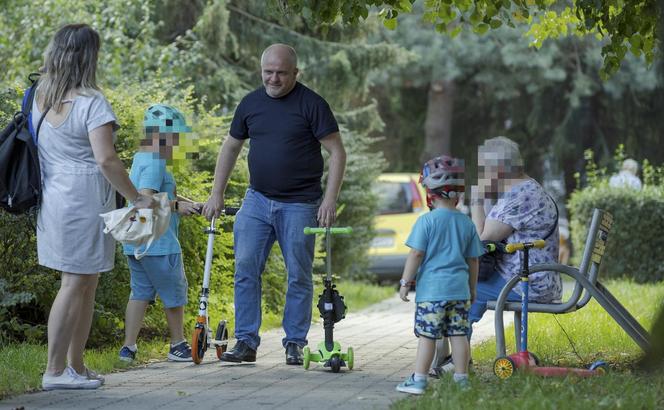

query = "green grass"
0;280;394;400
0;339;169;399
392;279;664;409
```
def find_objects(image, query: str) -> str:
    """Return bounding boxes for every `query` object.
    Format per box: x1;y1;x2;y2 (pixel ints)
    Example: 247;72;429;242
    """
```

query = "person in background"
609;158;642;190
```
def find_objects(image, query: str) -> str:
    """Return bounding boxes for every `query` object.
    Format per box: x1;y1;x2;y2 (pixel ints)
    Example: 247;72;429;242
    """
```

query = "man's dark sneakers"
220;340;256;363
285;342;303;365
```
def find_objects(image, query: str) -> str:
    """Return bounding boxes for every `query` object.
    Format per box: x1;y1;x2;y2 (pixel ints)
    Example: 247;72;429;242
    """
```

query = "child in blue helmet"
396;156;483;394
119;104;201;363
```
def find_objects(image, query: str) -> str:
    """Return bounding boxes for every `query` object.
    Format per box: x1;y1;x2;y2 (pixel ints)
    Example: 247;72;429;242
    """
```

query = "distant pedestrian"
609;158;642;190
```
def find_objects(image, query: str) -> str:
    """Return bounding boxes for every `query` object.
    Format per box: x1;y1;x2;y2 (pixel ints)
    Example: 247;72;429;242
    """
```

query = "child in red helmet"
396;155;483;394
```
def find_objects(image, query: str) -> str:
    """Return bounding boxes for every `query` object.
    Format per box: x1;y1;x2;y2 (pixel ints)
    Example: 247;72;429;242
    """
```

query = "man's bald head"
261;44;299;98
261;44;298;69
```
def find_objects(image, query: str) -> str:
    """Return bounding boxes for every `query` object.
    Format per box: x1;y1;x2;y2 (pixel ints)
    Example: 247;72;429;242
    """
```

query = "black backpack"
0;74;49;214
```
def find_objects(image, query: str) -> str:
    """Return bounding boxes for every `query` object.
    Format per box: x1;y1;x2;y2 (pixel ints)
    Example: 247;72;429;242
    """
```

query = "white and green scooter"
302;226;354;373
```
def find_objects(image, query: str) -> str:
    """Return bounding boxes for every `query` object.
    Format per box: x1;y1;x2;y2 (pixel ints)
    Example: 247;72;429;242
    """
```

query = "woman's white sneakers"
42;366;102;390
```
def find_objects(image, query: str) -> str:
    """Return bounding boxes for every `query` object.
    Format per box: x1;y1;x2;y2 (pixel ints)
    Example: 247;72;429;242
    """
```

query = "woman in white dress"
35;23;154;390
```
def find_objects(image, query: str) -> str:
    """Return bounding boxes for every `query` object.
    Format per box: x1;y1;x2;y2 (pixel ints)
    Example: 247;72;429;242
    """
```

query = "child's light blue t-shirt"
406;208;483;302
123;152;181;256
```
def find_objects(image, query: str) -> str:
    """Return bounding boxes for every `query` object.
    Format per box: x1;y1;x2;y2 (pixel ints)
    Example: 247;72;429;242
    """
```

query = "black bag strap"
35;110;48;143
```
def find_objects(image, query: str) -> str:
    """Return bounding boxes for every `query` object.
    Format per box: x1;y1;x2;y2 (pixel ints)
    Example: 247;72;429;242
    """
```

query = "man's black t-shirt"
229;82;339;202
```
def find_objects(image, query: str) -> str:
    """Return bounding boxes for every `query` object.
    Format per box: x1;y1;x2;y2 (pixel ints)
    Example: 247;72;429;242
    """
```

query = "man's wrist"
399;278;413;287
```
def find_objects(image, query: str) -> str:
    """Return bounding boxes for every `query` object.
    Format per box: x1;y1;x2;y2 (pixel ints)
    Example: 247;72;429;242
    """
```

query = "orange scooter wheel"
192;326;207;364
494;356;516;379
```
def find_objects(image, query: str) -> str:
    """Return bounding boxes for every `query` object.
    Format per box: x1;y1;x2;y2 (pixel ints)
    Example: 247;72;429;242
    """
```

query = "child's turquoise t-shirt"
123;152;181;256
405;208;483;302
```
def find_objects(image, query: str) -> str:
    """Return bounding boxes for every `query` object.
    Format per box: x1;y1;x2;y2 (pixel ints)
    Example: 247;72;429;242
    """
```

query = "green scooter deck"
303;342;354;371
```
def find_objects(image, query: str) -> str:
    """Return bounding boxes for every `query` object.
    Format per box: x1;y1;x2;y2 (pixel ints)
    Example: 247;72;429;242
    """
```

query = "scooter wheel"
192;326;207;365
215;321;229;360
330;356;341;373
589;360;609;374
494;356;515;379
303;346;311;370
346;347;354;370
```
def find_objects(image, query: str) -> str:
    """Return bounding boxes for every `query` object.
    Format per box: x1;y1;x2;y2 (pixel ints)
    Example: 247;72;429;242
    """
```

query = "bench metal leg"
585;281;650;351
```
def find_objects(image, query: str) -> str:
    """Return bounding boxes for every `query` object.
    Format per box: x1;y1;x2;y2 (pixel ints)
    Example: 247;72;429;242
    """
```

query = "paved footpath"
2;294;511;410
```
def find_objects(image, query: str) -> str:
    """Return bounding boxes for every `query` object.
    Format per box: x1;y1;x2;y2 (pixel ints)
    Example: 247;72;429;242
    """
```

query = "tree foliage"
367;5;663;199
277;0;661;76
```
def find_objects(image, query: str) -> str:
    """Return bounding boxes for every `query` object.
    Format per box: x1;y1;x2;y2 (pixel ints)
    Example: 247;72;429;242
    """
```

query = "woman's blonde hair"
37;24;100;112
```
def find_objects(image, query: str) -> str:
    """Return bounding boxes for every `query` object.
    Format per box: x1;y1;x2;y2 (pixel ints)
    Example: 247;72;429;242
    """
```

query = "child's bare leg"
415;336;437;376
450;335;470;374
164;305;185;344
123;300;149;347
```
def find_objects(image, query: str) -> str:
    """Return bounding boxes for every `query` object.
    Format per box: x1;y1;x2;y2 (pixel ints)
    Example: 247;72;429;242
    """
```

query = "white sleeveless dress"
32;90;119;274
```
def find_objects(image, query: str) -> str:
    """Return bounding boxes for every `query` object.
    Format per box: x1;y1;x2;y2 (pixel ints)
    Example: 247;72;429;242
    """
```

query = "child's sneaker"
168;341;192;362
396;374;427;395
119;346;136;363
429;355;455;378
455;377;471;390
42;366;102;390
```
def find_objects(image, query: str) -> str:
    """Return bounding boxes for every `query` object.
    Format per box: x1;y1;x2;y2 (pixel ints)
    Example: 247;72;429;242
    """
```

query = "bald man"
203;44;347;365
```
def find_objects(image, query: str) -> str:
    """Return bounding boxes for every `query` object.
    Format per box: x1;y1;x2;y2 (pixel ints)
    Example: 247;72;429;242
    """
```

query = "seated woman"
469;136;561;328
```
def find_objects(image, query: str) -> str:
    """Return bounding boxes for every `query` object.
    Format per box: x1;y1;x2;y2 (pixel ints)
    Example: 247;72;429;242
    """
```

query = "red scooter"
493;240;608;379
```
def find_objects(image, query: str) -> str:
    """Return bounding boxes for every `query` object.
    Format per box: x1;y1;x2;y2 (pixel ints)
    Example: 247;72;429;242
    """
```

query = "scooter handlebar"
303;227;353;235
505;239;546;253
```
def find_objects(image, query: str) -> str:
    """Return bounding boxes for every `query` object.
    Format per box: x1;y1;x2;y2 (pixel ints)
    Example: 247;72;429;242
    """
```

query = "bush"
568;149;664;283
0;80;256;346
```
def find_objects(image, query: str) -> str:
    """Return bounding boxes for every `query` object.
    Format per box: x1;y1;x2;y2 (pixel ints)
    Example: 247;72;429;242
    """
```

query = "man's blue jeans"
469;273;521;337
233;188;318;350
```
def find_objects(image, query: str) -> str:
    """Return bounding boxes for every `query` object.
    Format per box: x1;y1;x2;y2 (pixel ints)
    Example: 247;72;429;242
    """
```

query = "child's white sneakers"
42;366;102;390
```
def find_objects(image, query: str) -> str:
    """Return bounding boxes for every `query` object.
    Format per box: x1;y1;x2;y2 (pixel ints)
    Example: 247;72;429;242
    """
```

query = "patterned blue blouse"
488;179;562;302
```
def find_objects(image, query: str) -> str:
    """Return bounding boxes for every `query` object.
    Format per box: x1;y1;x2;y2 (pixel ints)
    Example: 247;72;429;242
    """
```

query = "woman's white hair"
621;158;639;175
479;136;524;170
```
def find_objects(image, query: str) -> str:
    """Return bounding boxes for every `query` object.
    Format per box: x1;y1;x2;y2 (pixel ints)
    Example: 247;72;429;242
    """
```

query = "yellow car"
368;173;428;281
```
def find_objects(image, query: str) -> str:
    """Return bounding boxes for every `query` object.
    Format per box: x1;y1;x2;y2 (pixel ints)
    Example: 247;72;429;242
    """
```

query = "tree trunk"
422;79;455;162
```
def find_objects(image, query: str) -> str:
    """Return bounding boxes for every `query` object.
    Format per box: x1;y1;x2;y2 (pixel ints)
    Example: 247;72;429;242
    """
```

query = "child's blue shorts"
127;254;188;308
414;300;471;339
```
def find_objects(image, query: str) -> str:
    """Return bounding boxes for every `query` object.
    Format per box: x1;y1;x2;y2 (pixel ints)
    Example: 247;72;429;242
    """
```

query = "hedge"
567;184;664;283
